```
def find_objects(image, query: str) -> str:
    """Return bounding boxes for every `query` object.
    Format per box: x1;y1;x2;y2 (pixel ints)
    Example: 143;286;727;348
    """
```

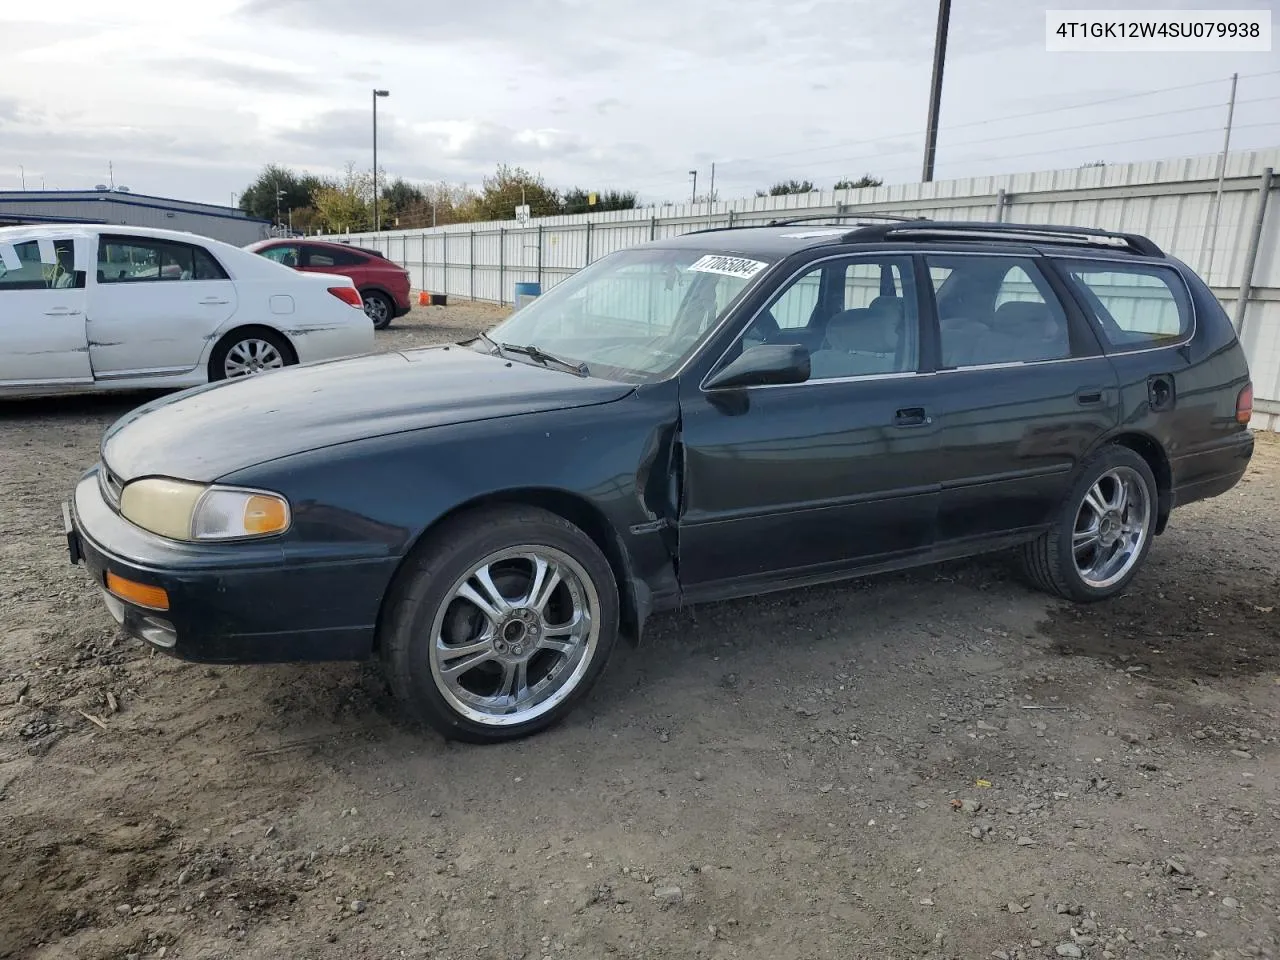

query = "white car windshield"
480;247;772;382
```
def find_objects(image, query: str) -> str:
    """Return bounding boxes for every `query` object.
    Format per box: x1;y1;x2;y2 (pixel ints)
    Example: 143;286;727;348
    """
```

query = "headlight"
118;477;291;541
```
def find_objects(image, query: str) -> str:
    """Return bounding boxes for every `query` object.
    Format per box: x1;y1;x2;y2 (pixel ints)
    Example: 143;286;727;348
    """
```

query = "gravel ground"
2;301;1278;960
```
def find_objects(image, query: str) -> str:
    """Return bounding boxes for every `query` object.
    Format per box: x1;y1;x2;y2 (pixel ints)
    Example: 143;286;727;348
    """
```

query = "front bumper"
65;469;393;663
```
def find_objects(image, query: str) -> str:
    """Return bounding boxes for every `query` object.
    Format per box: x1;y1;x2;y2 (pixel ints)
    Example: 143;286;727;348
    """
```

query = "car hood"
101;345;635;482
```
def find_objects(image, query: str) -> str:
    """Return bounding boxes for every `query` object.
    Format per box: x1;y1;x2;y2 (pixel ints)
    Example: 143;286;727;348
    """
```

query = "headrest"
825;308;898;354
869;295;904;321
991;300;1053;333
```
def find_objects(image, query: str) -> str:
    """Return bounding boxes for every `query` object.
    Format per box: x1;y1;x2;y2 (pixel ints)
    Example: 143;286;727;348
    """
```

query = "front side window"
1058;260;1191;351
0;239;84;290
929;255;1071;368
480;248;771;382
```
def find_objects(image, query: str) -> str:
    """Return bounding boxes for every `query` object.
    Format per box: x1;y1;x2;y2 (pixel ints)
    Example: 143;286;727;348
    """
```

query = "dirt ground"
2;301;1278;960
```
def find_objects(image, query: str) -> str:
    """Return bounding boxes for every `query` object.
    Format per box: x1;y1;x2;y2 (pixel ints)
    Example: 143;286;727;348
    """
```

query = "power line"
770;95;1280;180
627;68;1280;193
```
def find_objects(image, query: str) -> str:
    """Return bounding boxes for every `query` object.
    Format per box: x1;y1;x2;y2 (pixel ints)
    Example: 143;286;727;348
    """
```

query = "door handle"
44;309;83;316
893;407;931;427
199;298;230;305
1076;388;1105;406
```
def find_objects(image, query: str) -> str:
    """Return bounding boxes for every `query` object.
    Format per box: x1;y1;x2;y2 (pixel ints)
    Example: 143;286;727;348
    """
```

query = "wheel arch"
206;323;300;380
1095;430;1173;534
372;487;644;653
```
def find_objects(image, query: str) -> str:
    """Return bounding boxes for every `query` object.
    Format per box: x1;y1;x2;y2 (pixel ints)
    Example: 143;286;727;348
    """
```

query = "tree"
312;162;373;233
238;165;328;224
834;174;884;190
381;178;427;223
560;188;639;215
394;181;480;228
470;164;561;222
756;179;817;197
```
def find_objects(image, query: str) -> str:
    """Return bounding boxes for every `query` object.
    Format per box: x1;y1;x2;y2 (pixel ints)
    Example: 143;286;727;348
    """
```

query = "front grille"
98;463;124;511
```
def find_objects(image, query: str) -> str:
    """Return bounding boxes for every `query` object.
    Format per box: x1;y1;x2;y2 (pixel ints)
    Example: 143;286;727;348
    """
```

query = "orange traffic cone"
417;290;429;306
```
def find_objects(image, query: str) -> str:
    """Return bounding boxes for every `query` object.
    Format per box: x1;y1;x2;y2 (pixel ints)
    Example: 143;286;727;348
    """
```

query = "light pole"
921;0;951;182
689;169;697;205
372;88;390;232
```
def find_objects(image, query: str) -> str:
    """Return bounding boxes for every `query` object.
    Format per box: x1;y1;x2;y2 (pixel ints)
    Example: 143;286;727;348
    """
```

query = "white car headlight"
118;477;291;541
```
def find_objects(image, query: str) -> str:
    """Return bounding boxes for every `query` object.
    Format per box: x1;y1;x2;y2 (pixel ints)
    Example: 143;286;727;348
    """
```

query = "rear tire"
208;328;296;382
362;291;393;330
1020;445;1158;602
380;505;620;743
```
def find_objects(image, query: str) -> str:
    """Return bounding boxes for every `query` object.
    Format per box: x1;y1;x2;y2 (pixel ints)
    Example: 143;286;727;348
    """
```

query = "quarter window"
1060;261;1191;350
928;255;1071;368
0;239;84;290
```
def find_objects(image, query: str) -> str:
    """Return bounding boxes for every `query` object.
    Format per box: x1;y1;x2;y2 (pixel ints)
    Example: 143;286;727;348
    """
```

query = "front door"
88;234;238;378
0;235;92;387
919;252;1120;544
677;253;941;599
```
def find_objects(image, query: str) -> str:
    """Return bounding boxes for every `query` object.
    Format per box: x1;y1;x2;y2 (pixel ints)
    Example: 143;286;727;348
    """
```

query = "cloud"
145;56;324;94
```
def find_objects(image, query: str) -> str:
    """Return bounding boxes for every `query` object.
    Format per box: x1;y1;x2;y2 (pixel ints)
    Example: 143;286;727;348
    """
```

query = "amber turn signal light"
106;572;170;611
242;494;289;536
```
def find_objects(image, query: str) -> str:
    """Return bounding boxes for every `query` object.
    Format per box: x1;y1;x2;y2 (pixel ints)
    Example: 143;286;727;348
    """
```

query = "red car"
248;238;411;329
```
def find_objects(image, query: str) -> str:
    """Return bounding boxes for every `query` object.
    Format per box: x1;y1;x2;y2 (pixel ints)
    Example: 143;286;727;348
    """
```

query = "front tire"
1020;445;1158;602
381;505;620;743
362;291;393;330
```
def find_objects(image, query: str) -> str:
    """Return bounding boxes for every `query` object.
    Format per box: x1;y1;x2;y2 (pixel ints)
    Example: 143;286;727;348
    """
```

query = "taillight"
1236;383;1253;424
328;286;362;308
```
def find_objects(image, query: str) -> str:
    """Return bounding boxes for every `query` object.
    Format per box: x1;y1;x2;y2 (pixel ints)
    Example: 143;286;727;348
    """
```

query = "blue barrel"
513;281;542;310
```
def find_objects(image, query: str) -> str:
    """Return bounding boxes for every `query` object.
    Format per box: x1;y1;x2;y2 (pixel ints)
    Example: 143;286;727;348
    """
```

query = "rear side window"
306;246;365;268
97;237;228;283
1059;261;1192;351
927;254;1072;368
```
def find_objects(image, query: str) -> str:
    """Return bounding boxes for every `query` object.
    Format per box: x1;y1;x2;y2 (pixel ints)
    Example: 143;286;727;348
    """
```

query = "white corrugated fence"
322;148;1280;430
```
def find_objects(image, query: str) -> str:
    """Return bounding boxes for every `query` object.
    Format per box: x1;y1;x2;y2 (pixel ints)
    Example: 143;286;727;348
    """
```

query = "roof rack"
766;212;930;227
682;210;928;236
840;220;1164;257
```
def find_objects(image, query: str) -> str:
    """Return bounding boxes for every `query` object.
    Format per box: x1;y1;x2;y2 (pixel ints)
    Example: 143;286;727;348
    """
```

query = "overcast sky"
2;0;1278;208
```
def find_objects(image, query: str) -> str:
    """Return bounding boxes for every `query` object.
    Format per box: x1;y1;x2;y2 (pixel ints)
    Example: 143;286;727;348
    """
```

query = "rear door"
89;234;239;378
0;235;92;387
919;251;1119;544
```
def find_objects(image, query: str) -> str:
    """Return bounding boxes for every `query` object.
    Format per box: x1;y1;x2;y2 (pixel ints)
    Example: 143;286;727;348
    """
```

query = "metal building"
0;188;271;247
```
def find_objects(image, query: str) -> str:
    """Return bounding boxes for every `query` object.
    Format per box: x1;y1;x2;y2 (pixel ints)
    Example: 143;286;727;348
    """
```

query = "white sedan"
0;224;375;397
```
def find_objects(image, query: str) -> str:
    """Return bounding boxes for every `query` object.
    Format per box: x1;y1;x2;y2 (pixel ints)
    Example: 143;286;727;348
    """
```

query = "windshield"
479;247;773;382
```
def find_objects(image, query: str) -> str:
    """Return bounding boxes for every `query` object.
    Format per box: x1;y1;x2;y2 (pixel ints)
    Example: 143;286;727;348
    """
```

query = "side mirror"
704;343;810;390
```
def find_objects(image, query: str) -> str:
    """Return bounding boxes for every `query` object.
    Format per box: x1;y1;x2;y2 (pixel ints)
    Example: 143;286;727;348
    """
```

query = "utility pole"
372;88;390;231
19;165;24;190
1200;72;1239;280
921;0;952;182
689;169;697;205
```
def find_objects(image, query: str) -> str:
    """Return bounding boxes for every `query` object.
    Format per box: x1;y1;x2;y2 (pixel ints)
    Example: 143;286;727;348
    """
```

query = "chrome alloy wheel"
223;338;286;378
1072;466;1152;590
428;546;599;727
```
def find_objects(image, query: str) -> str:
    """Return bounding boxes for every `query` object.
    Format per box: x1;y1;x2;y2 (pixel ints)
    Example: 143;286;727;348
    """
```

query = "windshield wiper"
499;342;589;377
470;330;502;354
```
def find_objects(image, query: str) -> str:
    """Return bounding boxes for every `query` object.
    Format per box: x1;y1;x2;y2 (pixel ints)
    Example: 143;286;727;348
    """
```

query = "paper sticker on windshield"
688;254;768;280
0;244;19;272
